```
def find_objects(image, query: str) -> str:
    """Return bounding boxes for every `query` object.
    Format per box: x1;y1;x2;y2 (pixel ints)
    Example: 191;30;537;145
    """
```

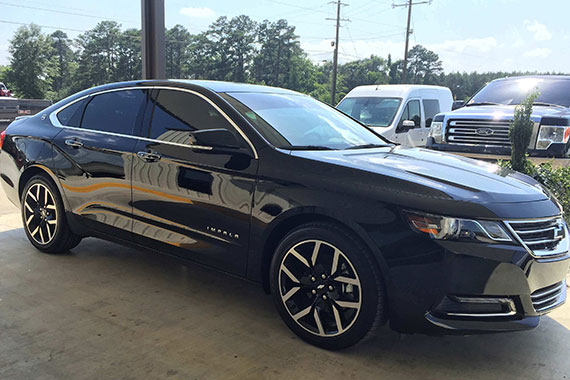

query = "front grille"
531;281;566;313
505;217;568;257
446;119;512;146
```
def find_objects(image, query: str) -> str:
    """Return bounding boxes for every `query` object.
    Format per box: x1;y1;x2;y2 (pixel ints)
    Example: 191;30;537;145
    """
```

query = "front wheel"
21;175;82;253
270;222;386;350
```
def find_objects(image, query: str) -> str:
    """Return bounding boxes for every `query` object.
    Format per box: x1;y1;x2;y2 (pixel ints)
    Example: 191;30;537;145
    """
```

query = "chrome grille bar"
446;119;512;147
504;216;569;258
531;281;566;313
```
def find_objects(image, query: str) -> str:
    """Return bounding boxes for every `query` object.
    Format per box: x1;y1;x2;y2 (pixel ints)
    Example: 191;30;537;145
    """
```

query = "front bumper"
426;137;569;158
386;236;569;335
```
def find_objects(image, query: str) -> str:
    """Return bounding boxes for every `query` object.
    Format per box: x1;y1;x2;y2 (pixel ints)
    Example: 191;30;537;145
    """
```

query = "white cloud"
524;20;552;41
427;37;498;54
179;7;215;19
524;48;552;58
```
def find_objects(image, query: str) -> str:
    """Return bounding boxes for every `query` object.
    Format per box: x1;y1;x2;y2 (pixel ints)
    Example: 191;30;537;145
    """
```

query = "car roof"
344;84;451;98
492;75;570;82
173;79;300;95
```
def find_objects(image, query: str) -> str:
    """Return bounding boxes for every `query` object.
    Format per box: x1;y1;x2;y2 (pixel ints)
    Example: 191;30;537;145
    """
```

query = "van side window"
423;99;440;128
396;100;421;133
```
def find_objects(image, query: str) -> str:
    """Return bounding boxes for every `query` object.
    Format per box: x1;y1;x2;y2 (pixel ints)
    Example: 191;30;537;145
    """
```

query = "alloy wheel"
23;183;58;245
278;239;362;337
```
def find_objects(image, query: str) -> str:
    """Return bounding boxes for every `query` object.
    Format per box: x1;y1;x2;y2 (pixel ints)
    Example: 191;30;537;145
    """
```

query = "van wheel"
21;175;82;253
270;222;386;350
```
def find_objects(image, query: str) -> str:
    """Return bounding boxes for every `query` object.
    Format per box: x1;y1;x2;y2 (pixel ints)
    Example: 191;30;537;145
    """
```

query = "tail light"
0;130;6;150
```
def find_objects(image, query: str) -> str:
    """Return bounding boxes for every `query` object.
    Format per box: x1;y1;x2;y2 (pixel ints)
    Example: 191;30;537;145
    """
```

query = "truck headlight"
536;125;570;150
404;211;512;243
429;121;443;143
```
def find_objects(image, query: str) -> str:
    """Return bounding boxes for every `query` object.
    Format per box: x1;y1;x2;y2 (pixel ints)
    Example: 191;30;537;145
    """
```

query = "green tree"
116;28;142;81
48;30;76;99
166;25;192;79
7;24;54;98
338;55;389;98
510;90;539;172
407;45;443;84
74;21;122;90
253;19;313;91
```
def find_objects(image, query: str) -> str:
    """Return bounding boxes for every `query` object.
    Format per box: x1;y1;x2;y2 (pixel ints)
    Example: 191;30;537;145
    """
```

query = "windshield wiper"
345;143;390;150
532;102;566;108
285;145;336;151
465;101;501;107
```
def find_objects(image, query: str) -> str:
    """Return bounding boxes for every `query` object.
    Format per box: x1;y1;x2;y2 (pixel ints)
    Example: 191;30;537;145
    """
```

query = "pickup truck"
0;82;12;97
427;75;570;158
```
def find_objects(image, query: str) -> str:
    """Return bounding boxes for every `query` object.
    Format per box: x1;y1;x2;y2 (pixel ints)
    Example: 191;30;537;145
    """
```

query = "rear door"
52;88;148;239
131;88;257;275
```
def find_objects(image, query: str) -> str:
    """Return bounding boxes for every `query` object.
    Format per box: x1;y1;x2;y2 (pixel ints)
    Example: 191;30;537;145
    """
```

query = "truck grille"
505;217;568;257
531;281;566;313
446;119;511;146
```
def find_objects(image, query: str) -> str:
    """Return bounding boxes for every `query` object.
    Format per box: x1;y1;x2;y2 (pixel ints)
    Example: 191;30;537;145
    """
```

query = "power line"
0;19;87;33
0;1;136;24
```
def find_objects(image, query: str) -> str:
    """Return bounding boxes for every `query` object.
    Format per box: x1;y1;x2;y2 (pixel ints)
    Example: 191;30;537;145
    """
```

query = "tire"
21;174;82;253
270;222;386;350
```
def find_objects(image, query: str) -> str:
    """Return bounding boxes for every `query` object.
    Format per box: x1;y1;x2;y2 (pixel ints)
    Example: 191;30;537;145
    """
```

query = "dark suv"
427;76;570;157
0;80;568;350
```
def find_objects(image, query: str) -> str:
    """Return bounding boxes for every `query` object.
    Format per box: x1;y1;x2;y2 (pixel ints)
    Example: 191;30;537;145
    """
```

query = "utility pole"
326;1;349;105
141;0;166;79
393;0;431;84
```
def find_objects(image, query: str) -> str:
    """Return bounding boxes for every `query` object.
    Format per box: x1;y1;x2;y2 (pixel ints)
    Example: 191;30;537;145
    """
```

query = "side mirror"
189;128;241;149
402;120;416;128
452;100;465;110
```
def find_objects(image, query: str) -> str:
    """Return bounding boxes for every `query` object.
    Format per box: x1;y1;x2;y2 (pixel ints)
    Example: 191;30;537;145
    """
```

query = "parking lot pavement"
0;186;569;380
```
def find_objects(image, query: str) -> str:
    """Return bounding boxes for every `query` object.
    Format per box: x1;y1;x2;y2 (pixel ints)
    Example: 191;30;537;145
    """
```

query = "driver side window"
396;100;421;133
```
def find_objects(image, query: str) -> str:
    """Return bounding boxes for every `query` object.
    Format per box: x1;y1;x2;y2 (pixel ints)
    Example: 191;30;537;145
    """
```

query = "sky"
0;0;569;73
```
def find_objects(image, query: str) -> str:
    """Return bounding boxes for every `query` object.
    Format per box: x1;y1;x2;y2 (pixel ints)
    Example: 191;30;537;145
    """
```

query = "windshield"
468;77;570;107
337;97;401;127
223;92;390;150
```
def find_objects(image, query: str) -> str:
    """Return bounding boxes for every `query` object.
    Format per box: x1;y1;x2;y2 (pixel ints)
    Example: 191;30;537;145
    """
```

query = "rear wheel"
21;175;82;253
270;222;385;350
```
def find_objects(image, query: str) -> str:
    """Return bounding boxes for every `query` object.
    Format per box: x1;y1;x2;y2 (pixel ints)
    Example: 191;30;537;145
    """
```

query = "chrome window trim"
49;85;259;159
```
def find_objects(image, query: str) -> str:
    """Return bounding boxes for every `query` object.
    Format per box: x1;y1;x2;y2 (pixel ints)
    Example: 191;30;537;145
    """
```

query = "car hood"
449;105;570;119
290;146;559;219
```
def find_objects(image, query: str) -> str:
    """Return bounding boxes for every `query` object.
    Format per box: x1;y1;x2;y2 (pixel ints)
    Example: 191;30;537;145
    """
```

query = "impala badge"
207;226;239;239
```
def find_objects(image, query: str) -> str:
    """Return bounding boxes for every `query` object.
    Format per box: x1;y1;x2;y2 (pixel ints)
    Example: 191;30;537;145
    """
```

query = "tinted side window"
397;100;421;132
422;99;440;128
148;89;235;143
81;90;145;135
57;98;88;127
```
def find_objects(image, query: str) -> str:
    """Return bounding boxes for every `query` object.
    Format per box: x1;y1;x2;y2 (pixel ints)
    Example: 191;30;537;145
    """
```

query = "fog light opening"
435;296;517;318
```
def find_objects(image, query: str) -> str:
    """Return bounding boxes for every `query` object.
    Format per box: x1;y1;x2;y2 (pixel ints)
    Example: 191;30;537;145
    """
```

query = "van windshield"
337;97;402;127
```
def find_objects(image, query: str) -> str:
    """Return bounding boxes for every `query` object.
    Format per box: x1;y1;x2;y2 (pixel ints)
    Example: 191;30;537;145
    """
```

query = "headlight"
404;211;512;243
536;125;570;150
428;121;443;143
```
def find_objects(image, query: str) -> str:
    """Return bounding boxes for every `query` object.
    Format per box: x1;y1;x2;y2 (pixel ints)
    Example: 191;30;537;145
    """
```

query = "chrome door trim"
49;85;258;158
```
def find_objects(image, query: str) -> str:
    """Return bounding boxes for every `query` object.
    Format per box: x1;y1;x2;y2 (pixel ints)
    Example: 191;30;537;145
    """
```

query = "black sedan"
0;80;568;350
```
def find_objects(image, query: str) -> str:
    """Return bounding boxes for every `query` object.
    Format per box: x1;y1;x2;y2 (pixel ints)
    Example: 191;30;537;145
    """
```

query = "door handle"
64;139;83;148
137;151;161;163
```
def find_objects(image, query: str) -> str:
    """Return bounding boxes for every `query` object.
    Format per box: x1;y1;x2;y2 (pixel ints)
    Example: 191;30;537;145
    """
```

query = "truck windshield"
222;92;391;150
337;97;401;127
468;77;570;107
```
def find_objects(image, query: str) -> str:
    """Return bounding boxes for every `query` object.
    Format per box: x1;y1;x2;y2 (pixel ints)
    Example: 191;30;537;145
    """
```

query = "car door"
131;88;257;275
52;88;148;240
422;98;441;141
394;99;424;147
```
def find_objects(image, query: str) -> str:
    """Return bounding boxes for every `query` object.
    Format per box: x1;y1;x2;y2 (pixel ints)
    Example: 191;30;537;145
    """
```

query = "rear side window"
422;99;440;128
81;90;146;135
57;98;87;127
147;89;235;143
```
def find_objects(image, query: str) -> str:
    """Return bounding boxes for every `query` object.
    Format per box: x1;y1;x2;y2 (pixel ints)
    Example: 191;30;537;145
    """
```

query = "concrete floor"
1;188;569;380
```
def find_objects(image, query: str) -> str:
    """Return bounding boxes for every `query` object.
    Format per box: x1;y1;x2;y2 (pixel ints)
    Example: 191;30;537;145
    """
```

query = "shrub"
509;90;539;172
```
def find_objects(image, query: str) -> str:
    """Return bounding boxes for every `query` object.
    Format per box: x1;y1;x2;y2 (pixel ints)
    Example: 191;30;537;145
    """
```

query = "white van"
337;85;453;147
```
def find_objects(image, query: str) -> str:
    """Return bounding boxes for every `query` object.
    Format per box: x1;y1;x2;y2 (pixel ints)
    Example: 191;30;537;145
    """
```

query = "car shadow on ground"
1;227;569;380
